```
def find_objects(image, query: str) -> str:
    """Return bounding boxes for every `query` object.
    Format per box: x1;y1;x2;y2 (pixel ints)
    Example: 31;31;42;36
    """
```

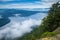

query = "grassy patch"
41;32;58;38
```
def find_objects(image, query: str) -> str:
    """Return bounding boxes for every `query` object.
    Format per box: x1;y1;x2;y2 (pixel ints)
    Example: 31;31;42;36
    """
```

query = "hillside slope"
38;27;60;40
16;2;60;40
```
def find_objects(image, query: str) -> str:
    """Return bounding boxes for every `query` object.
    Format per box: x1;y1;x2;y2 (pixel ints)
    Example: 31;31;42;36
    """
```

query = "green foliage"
41;32;58;38
16;2;60;40
40;2;60;32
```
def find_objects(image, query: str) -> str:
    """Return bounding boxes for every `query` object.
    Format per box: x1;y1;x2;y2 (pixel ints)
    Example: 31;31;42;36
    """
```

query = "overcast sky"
0;0;59;9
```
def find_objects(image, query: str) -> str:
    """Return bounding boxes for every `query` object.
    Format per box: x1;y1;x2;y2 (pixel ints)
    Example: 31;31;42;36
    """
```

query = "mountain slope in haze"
0;9;48;17
0;9;48;27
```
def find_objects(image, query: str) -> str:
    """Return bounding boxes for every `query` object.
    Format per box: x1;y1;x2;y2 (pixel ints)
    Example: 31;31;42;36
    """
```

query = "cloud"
0;0;59;9
0;2;51;9
0;0;14;1
29;13;47;20
42;0;59;2
0;13;47;39
0;3;40;8
0;0;39;2
0;15;3;19
41;0;60;6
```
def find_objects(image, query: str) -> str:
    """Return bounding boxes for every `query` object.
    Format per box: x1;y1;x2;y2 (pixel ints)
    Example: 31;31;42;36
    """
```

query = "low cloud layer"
0;13;46;39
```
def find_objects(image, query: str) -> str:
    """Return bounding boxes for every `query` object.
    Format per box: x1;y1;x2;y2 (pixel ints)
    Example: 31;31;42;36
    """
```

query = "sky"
0;0;60;39
0;0;59;9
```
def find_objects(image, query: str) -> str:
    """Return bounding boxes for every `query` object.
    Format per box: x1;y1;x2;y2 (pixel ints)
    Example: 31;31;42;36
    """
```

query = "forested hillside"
16;2;60;40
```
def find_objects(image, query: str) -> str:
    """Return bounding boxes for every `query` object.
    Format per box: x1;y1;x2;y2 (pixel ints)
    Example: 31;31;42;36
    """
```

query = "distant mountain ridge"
0;9;48;27
0;9;48;17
